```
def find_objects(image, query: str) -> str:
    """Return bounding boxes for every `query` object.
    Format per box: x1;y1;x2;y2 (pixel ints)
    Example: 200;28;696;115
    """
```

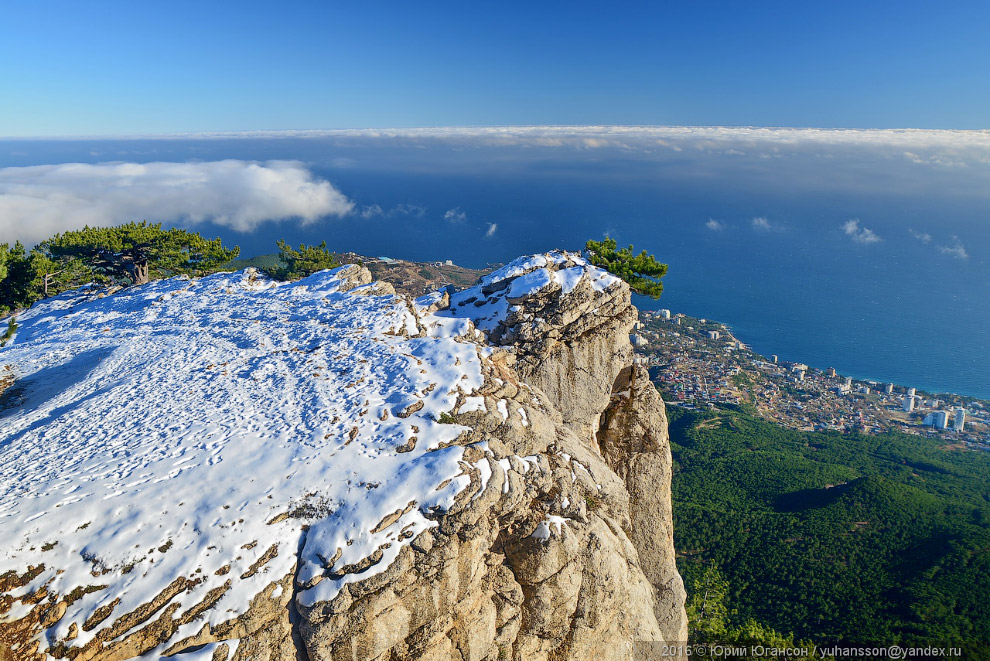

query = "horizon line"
3;124;990;142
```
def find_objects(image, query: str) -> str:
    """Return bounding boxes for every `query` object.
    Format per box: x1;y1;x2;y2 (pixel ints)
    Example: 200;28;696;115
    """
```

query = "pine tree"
38;221;239;286
271;240;340;280
584;237;667;299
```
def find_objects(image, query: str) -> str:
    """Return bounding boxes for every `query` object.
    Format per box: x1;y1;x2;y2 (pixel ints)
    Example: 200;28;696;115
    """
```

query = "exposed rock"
0;252;685;660
598;364;688;644
443;251;636;447
330;263;374;292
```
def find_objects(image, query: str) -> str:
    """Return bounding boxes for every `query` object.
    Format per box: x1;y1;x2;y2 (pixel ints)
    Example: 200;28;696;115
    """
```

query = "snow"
506;268;553;299
518;407;529;427
479;255;548;289
0;265;491;654
546;515;569;535
516;455;541;474
159;639;239;661
530;521;552;541
413;290;446;313
530;515;569;542
460;396;487;413
497;459;512;494
590;270;620;292
553;266;585;294
437;250;622;346
473;455;493;502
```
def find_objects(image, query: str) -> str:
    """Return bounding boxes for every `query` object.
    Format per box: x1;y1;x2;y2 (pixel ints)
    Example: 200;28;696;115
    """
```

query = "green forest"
667;402;990;653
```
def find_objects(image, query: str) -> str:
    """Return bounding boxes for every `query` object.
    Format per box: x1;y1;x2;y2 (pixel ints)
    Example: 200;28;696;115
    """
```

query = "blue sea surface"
2;133;987;398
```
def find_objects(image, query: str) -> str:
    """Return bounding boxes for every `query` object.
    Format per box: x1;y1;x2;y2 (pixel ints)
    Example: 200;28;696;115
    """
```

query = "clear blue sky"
2;0;988;136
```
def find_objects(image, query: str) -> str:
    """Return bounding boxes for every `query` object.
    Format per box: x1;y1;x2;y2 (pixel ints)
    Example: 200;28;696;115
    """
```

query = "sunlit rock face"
0;253;685;661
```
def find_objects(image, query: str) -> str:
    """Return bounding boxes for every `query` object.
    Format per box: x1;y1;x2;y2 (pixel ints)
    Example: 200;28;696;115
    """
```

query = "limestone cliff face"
474;255;638;446
0;252;685;660
598;364;688;645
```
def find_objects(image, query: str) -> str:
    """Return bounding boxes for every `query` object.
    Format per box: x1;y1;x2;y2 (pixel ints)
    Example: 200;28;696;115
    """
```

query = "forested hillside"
669;404;990;650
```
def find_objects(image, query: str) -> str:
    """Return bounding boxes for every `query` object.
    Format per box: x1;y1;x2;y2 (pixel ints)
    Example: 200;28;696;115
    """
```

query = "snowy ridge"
436;250;620;337
0;266;490;654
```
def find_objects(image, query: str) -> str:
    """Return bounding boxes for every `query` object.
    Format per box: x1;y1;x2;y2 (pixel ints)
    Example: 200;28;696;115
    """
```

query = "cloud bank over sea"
129;125;987;203
131;125;990;175
0;160;353;245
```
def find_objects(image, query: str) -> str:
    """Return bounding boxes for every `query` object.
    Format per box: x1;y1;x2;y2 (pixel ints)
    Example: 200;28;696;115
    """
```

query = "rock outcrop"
598;364;688;644
0;252;685;660
467;253;638;446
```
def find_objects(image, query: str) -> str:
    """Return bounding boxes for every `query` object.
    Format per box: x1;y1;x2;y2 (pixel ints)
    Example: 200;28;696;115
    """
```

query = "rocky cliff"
0;251;685;660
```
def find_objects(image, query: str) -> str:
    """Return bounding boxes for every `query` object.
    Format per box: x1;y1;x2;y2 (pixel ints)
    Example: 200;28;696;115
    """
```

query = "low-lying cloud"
0;160;353;245
443;207;467;223
938;235;969;260
485;223;498;238
175;126;990;161
908;228;933;244
706;218;725;231
85;126;990;202
357;203;427;219
752;217;773;231
843;219;882;244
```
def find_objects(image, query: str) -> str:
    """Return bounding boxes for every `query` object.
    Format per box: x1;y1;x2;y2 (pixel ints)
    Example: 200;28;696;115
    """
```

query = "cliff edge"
0;251;686;660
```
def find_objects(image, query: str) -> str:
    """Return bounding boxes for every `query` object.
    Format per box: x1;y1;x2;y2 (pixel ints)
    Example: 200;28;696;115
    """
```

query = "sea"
1;128;988;399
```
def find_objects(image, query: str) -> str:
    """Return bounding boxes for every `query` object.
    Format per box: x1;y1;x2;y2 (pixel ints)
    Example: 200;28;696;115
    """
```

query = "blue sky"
2;1;989;136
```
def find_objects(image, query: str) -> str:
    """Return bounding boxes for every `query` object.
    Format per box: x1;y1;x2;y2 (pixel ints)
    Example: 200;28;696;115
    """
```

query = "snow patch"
506;268;554;299
460;396;487;413
530;515;569;542
553;266;586;294
0;266;490;652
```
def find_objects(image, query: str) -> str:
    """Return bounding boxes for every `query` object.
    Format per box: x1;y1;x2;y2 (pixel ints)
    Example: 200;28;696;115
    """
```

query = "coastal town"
635;309;990;449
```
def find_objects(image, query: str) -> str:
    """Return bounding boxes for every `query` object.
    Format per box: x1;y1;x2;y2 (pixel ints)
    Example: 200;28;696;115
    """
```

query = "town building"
925;410;949;429
954;408;966;432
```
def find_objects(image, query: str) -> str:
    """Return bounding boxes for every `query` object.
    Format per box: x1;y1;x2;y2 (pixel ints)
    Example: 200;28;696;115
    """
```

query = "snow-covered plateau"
0;252;686;661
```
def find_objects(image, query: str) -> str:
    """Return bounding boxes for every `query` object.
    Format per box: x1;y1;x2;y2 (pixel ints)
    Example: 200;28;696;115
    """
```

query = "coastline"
724;320;990;404
635;308;989;443
635;296;990;403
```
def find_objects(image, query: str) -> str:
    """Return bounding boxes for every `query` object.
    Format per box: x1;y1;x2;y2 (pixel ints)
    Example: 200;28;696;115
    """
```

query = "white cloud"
0;160;353;245
908;228;932;244
842;219;882;244
485;223;498;238
64;126;990;203
751;217;772;231
394;203;426;218
355;203;427;220
358;203;384;218
938;235;969;260
706;218;725;231
443;207;467;223
162;126;990;159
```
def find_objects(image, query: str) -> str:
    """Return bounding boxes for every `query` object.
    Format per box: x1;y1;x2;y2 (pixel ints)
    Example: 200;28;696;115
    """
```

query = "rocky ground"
0;251;685;661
